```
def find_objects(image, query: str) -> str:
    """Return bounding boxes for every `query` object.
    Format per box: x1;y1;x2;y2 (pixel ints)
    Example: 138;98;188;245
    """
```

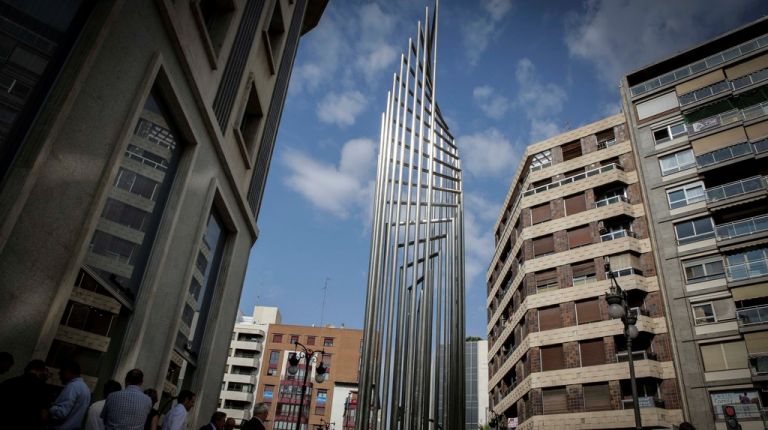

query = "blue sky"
239;0;768;337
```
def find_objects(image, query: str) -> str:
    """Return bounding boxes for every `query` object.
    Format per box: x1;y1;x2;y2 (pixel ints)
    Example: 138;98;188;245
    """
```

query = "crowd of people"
0;354;269;430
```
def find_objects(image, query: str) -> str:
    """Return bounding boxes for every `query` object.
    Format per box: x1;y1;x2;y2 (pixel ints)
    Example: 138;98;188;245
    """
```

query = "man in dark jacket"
198;411;226;430
0;359;50;429
241;403;268;430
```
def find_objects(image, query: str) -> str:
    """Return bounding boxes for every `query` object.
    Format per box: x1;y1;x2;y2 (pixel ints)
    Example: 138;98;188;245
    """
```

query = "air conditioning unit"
598;221;607;235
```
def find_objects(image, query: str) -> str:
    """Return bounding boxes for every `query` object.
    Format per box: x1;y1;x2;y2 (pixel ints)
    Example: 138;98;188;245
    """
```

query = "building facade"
621;18;768;430
465;339;489;429
220;306;281;426
255;324;363;430
0;0;326;426
486;114;683;429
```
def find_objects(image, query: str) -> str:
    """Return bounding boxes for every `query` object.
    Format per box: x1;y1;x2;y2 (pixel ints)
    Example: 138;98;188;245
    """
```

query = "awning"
731;282;768;300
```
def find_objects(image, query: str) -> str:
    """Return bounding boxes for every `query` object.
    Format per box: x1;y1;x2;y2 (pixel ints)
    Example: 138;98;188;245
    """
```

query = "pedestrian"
0;359;50;429
144;388;159;430
223;418;236;430
101;369;152;430
49;359;91;430
679;422;695;430
199;411;226;430
241;403;268;430
162;389;195;430
0;351;14;374
85;379;122;430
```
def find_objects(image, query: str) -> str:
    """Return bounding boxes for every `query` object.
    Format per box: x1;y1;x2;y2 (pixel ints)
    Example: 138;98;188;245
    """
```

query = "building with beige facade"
486;114;683;429
255;323;362;430
0;0;326;427
621;17;768;430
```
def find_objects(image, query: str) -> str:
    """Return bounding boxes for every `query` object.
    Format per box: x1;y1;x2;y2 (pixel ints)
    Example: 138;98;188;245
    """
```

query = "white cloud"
483;0;514;20
473;85;510;119
529;119;561;141
283;138;377;218
355;3;399;83
565;0;763;87
463;192;501;287
600;101;623;117
458;128;517;178
512;58;568;141
316;91;368;127
461;0;514;65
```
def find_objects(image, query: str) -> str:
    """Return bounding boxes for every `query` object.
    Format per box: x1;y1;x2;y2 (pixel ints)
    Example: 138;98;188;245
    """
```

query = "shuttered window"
531;203;552;224
700;341;748;372
542;387;568;414
583;383;612;411
572;260;596;285
564;193;587;215
533;235;555;257
580;338;605;366
568;225;592;249
541;345;565;371
535;269;558;291
745;332;768;355
562;140;583;161
539;306;562;331
576;299;602;324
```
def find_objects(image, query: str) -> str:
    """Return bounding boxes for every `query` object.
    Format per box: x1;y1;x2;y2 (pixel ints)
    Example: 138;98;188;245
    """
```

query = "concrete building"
220;306;281;426
486;115;683;429
255;323;363;430
329;382;357;430
465;339;489;429
621;18;768;430
0;0;326;426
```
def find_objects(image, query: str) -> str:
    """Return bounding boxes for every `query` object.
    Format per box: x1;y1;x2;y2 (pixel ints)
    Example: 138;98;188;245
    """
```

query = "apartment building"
621;18;768;430
255;324;362;430
465;339;489;429
486;114;683;429
0;0;326;426
219;306;281;426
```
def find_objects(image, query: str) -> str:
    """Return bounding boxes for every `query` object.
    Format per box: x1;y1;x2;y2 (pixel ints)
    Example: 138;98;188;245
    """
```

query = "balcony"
522;163;622;197
690;101;768;136
222;391;254;402
696;141;753;168
621;396;665;410
706;176;767;203
732;67;768;90
716;214;768;241
678;80;731;106
616;350;657;363
597;138;617;150
737;304;768;326
726;257;768;281
594;195;628;208
601;229;636;242
227;356;258;368
749;354;768;377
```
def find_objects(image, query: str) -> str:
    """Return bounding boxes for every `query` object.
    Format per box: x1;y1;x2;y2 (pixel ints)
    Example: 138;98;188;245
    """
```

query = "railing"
706;176;767;202
696;141;753;168
755;137;768;154
732;67;768;90
690;101;768;136
749;354;768;376
616;350;657;362
523;163;622;197
621;396;664;409
716;214;768;240
597;138;617;150
726;257;768;281
737;305;768;326
679;80;731;106
610;267;644;278
630;34;768;97
601;229;636;242
594;195;628;208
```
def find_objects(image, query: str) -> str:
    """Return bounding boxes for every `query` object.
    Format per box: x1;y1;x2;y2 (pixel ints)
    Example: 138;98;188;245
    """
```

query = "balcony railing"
522;163;622;197
749;354;768;376
732;67;768;90
706;176;767;202
696;141;753;168
726;257;768;281
630;34;768;97
621;396;664;409
716;214;768;240
594;195;628;208
601;229;636;242
597;138;617;150
610;267;644;278
679;80;731;106
690;101;768;136
616;350;657;363
737;305;768;326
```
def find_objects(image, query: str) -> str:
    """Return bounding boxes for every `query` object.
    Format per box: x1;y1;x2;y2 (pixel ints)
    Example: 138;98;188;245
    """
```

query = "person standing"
0;359;50;429
223;418;236;430
144;388;160;430
162;390;196;430
49;360;91;430
241;403;268;430
85;379;122;430
101;369;152;430
198;411;226;430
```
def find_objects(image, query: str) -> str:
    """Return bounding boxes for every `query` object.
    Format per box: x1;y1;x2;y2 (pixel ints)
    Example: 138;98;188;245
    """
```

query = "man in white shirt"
162;390;195;430
84;380;122;430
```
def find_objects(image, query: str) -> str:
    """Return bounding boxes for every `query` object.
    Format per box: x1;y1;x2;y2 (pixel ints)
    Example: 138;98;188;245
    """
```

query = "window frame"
666;181;706;209
659;148;696;175
674;217;716;245
682;256;725;283
653;121;688;145
692;302;716;325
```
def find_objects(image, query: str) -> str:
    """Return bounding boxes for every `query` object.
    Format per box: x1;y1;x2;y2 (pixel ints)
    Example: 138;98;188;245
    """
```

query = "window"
564;193;587;215
653;122;688;144
533;235;555;257
272;334;283;343
568;225;592;249
307;336;316;345
269;351;280;364
561;140;582;161
264;385;274;401
580;339;605;366
596;129;616;149
290;335;299;344
263;1;285;71
683;257;725;283
538;306;562;331
541;345;565;371
238;81;263;151
726;248;768;281
531;203;551;224
324;338;334;347
571;261;596;285
576;299;601;324
59;302;114;337
674;217;715;244
529;149;552;171
196;0;236;54
583;383;611;411
659;149;695;175
700;341;748;372
534;270;558;292
693;303;715;324
667;182;705;209
542;387;568;414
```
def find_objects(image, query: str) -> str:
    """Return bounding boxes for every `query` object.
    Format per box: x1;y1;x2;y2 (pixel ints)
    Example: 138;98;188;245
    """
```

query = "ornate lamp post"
488;409;506;429
604;256;642;430
287;341;328;430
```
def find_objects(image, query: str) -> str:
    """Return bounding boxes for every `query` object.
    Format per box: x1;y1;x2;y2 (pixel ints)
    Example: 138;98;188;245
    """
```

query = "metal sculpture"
357;2;465;429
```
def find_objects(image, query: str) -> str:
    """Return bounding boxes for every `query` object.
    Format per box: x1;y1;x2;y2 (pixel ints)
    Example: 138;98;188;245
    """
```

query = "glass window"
273;334;283;343
269;351;280;364
659;149;695;175
674;217;715;244
306;336;315;345
667;182;705;209
683;257;725;283
324;338;334;347
653;122;688;144
529;150;552;171
726;248;768;281
693;303;716;325
290;335;299;344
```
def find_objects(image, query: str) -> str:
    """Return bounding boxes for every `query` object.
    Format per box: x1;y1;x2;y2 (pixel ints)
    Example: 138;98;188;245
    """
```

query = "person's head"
144;388;158;406
253;402;269;420
678;422;695;430
211;411;226;428
102;380;122;399
224;418;236;430
24;360;49;382
0;351;14;374
177;390;196;411
124;368;143;387
58;359;80;383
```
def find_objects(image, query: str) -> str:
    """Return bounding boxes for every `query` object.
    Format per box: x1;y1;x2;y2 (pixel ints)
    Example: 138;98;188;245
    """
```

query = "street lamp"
604;256;642;430
488;409;505;429
287;341;327;430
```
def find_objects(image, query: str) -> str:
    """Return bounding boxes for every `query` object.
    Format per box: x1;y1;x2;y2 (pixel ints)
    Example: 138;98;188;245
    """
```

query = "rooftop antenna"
320;277;330;326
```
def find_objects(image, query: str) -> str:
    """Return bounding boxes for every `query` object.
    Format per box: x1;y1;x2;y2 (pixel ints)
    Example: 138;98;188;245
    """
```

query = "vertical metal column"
357;2;465;429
